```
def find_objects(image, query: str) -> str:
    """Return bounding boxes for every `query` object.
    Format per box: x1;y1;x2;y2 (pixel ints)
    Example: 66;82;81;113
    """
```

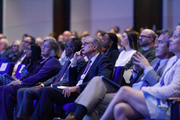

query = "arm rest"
167;97;180;103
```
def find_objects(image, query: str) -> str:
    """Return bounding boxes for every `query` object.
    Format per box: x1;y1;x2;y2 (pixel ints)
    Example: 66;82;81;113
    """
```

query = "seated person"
0;38;61;120
124;29;156;70
29;36;113;120
0;38;11;58
0;44;41;86
101;27;180;120
102;33;120;66
6;40;23;63
115;31;138;67
16;38;84;120
65;29;173;120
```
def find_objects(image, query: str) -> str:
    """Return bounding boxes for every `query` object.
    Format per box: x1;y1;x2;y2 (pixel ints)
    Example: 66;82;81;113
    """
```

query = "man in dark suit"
29;36;113;120
71;29;174;120
0;38;11;58
16;38;83;120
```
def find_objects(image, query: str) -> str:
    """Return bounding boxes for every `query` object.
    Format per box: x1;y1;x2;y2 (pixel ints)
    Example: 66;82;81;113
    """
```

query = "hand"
71;50;84;65
12;76;17;79
62;86;80;97
8;79;21;86
36;85;43;90
132;52;151;69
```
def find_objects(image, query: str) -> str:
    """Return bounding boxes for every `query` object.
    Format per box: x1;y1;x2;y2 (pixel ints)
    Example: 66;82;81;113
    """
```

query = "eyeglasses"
82;42;92;46
42;44;51;49
139;35;151;39
11;45;19;47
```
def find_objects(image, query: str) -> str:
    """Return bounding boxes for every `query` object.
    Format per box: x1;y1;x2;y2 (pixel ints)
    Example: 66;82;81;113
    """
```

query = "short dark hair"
70;38;82;53
161;29;173;47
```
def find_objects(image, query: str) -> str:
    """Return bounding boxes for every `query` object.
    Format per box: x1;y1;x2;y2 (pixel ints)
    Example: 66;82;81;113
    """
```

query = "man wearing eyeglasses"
124;29;156;70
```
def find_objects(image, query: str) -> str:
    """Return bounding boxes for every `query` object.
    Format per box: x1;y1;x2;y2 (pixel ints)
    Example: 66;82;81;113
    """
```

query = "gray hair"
161;29;173;47
13;40;22;52
1;38;9;49
85;36;102;53
43;38;60;58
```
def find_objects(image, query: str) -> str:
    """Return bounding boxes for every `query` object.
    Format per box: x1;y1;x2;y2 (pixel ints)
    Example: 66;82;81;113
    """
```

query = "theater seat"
140;97;180;120
14;64;25;79
0;62;14;76
61;66;125;115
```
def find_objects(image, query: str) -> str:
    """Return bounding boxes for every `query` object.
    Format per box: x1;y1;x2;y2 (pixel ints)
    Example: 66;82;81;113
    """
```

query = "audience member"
114;26;120;34
35;37;43;48
102;33;120;66
124;29;156;70
29;36;113;120
131;29;174;88
0;38;11;58
100;27;180;120
13;36;35;75
16;38;83;120
58;34;63;42
95;30;106;54
0;44;41;86
0;38;61;120
67;30;173;120
0;33;6;39
6;40;23;63
58;41;65;58
115;31;138;67
59;31;72;65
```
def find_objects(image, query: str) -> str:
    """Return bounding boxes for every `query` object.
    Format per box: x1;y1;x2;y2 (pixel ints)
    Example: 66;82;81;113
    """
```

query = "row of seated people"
0;26;180;120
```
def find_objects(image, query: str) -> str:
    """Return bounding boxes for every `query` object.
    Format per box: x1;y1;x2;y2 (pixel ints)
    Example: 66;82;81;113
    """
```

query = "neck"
176;52;180;59
124;45;131;51
87;51;99;60
143;44;154;51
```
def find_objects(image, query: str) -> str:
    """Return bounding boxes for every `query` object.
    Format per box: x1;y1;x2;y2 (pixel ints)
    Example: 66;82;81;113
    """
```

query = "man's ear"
93;44;98;50
149;38;154;43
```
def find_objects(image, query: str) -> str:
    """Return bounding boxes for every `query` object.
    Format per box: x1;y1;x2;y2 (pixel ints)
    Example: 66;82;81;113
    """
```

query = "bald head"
0;34;6;39
63;31;71;43
0;38;9;52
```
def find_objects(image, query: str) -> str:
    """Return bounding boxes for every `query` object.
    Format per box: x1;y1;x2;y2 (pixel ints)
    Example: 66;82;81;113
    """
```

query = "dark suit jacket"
0;48;11;58
21;57;61;86
69;54;113;91
43;58;85;87
105;49;120;66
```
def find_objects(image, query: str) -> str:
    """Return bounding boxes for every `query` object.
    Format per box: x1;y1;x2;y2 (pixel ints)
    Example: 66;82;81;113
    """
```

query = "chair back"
0;62;14;76
0;58;7;62
14;64;25;79
111;66;125;85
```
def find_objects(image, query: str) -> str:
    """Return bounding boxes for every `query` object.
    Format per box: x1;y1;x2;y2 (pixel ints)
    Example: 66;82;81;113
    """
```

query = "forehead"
141;30;150;36
84;37;93;43
24;37;31;41
13;41;18;45
158;34;168;41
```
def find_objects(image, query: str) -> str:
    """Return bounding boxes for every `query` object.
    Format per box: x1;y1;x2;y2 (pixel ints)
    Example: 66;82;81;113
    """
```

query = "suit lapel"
85;54;101;76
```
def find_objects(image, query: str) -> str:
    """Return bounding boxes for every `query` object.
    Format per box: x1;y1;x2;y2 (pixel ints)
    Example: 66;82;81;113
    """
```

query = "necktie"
53;60;71;83
154;60;161;71
76;60;92;86
82;60;92;74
